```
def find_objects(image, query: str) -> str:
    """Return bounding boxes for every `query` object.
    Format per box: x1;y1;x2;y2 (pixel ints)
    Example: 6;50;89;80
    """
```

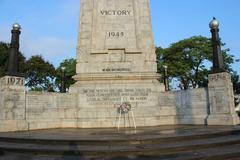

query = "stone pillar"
0;76;28;132
207;72;239;125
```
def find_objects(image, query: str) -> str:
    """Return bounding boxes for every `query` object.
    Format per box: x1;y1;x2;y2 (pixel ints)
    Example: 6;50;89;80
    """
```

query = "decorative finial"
12;23;21;31
209;17;219;29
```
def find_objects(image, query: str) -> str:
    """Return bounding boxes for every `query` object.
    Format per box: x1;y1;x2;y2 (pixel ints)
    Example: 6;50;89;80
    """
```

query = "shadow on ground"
61;141;84;160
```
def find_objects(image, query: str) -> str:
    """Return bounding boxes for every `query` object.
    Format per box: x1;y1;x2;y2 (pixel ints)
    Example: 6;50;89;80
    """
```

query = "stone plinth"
70;78;164;128
0;76;28;132
207;72;239;125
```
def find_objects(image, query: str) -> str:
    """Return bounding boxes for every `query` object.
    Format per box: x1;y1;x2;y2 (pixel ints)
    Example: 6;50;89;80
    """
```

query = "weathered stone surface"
0;120;28;132
75;0;157;75
0;76;25;91
26;92;78;129
70;0;165;128
207;72;239;125
72;0;160;81
160;88;209;125
0;76;27;132
0;75;237;132
0;77;26;120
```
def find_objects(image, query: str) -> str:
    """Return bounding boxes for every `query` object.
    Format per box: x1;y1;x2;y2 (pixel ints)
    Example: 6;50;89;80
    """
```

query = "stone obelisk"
70;0;164;128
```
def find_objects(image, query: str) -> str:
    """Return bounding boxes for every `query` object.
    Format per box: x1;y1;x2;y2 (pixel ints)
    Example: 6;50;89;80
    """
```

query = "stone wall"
158;88;209;125
26;92;78;130
0;81;210;132
1;75;236;133
175;88;209;124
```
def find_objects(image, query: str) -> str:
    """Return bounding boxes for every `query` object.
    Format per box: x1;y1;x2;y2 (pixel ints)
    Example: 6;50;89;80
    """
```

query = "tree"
156;36;234;90
232;71;240;94
25;55;56;91
0;42;9;77
0;41;26;77
55;58;76;91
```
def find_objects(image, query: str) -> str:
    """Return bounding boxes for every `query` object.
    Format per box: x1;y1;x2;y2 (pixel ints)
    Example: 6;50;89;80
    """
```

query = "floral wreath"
115;102;131;114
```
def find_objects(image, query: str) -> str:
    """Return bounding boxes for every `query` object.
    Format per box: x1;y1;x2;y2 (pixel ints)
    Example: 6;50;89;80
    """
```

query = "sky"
0;0;240;73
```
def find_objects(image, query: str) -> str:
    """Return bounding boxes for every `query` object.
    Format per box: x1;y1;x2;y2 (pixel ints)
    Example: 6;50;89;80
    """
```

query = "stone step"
0;134;240;157
1;126;240;159
0;127;239;146
1;143;240;160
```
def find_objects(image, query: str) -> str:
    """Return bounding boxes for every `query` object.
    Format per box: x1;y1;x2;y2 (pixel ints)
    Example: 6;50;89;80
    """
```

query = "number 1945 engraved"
108;32;124;38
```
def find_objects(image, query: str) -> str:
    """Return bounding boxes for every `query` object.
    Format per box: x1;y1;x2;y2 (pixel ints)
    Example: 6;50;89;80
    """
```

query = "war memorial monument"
0;0;239;132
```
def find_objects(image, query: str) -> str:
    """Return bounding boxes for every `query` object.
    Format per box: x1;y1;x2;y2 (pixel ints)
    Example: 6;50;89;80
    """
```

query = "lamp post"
7;23;21;76
61;66;66;93
209;17;225;73
163;65;169;91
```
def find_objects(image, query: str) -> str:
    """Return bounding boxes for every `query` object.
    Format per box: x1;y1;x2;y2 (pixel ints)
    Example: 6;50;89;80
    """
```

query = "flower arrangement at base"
116;102;131;114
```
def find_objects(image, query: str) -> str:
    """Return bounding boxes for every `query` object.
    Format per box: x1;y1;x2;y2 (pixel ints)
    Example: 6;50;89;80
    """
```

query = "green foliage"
0;42;77;92
156;36;234;90
0;42;9;77
56;58;76;91
232;71;240;94
0;41;26;77
25;55;56;91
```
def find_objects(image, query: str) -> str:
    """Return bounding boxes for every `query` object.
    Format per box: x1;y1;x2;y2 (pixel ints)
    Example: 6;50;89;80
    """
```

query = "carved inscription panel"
76;0;156;75
0;76;24;86
81;88;154;105
27;94;54;109
91;0;138;51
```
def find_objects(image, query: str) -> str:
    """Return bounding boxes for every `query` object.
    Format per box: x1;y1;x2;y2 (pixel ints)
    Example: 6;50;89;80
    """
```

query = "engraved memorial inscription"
82;88;152;105
107;32;124;38
100;10;131;16
7;77;24;86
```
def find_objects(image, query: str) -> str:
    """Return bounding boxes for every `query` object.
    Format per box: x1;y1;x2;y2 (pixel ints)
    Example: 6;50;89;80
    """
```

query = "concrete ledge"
0;120;28;132
176;115;208;125
207;114;240;125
